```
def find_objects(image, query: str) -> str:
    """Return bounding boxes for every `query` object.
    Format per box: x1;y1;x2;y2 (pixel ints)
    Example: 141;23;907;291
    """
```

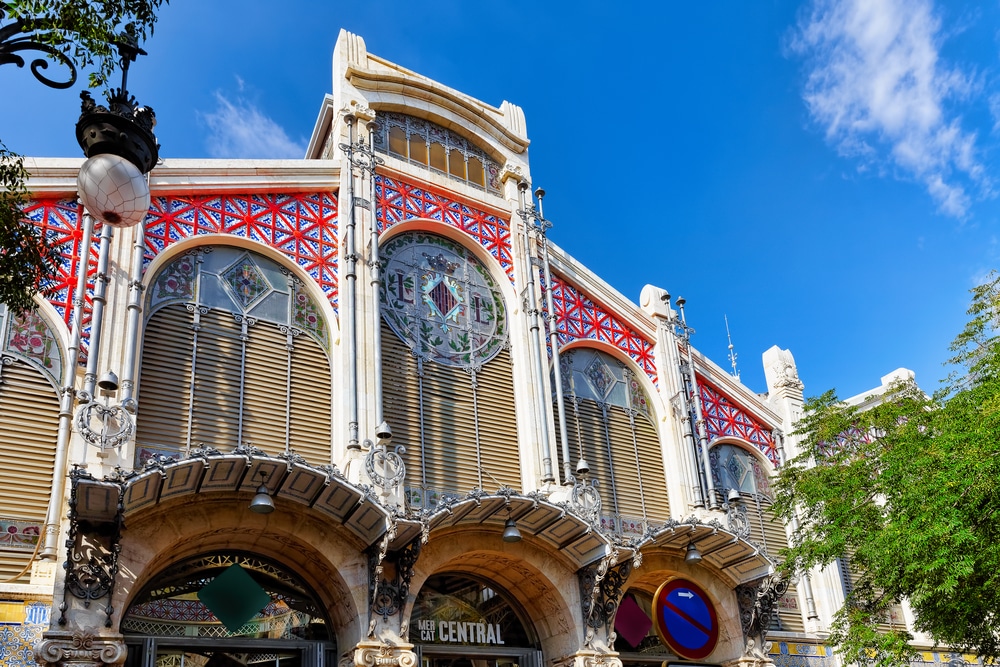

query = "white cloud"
791;0;989;218
200;90;305;159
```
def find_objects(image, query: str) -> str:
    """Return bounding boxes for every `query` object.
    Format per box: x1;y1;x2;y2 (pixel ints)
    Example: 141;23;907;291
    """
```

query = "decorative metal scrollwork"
725;499;751;539
735;575;790;658
579;549;636;648
570;478;602;525
75;400;135;451
365;443;406;492
0;10;78;89
367;524;421;636
62;468;124;628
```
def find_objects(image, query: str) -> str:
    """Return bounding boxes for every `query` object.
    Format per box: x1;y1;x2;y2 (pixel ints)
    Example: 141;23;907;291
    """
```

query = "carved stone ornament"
551;651;624;667
35;631;127;667
355;642;417;667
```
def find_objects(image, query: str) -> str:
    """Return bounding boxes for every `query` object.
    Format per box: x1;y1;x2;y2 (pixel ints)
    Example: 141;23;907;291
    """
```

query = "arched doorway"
408;574;541;667
121;551;334;667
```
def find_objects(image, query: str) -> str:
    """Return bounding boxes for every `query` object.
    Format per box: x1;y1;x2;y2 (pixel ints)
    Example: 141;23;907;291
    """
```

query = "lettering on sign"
416;619;504;644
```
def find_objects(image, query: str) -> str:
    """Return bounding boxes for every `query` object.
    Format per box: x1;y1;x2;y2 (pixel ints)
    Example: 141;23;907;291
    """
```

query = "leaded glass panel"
374;111;502;195
709;443;772;500
381;233;507;368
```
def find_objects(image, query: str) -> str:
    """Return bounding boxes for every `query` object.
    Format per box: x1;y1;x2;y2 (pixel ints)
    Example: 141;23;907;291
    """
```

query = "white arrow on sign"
678;591;694;599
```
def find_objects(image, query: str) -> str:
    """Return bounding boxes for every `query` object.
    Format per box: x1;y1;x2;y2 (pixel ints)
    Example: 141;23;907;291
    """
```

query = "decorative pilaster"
34;631;127;667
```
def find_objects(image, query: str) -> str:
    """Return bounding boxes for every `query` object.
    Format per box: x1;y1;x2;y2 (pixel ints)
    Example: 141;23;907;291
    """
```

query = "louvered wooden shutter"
137;305;333;464
382;322;519;499
190;309;242;450
744;498;804;632
839;547;906;632
0;361;58;582
135;304;194;454
468;347;519;492
288;333;333;465
242;321;290;455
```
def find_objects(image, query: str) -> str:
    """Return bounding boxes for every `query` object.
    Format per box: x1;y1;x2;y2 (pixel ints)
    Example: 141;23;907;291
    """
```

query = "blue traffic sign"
653;578;719;660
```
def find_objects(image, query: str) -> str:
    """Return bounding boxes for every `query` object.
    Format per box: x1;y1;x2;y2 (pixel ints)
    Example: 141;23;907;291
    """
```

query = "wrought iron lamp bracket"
0;9;78;89
61;467;125;629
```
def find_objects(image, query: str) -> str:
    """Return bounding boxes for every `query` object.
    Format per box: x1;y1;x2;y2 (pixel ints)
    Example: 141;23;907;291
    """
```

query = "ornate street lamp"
75;26;158;228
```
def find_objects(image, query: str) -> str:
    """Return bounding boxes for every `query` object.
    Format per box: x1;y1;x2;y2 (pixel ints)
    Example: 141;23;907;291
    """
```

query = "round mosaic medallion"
381;233;506;367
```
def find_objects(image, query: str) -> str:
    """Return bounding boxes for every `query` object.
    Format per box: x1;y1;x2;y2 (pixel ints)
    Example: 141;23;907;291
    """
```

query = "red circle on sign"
652;578;719;660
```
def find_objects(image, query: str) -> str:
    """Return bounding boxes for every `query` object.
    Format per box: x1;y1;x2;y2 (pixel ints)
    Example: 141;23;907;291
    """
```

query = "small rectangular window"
388;126;407;158
448;150;467;179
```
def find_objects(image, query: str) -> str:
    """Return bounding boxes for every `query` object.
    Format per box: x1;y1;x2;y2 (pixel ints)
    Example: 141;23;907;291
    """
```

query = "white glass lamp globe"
77;154;151;228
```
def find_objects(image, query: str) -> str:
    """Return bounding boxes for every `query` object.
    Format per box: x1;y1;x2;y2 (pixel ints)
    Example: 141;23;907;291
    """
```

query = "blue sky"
3;0;1000;399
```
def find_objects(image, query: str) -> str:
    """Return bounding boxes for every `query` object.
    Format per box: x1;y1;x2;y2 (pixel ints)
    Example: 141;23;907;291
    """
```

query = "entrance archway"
121;551;334;667
409;574;542;667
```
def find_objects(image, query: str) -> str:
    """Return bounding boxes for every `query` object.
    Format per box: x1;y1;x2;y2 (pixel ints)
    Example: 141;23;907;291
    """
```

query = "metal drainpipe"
663;294;705;508
41;210;95;559
365;121;385;431
535;190;571;484
343;114;360;450
678;298;719;510
518;183;554;484
118;212;147;412
776;429;819;620
80;223;114;401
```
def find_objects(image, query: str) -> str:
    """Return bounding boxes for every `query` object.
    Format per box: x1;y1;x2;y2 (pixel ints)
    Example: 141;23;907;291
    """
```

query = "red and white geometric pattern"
698;377;778;466
375;175;514;281
547;274;657;382
144;192;339;309
21;199;97;327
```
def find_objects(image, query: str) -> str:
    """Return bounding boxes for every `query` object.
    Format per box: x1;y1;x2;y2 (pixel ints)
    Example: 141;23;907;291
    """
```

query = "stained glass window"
373;112;502;195
381;233;507;368
709;443;772;500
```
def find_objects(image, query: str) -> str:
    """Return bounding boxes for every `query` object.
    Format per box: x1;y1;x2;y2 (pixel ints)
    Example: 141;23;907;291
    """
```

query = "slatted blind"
136;304;333;465
838;548;906;632
382;322;520;499
561;399;669;528
0;361;58;582
744;498;804;632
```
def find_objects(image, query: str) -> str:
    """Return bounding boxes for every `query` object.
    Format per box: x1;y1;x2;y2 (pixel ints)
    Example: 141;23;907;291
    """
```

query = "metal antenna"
725;314;740;380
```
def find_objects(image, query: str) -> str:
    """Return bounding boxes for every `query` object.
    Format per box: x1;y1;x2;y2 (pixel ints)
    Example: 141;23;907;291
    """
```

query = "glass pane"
429;143;447;172
389;126;408;158
449;150;467;179
467;157;485;187
410;134;428;164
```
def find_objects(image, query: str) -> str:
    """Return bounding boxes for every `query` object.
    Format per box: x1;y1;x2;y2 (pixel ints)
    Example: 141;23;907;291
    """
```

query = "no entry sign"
652;578;719;660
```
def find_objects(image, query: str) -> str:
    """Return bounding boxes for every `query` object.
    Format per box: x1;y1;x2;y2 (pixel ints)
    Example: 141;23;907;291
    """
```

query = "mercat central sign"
416;619;505;645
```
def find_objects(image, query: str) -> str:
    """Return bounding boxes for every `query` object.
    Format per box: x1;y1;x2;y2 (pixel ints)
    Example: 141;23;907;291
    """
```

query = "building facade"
0;29;973;667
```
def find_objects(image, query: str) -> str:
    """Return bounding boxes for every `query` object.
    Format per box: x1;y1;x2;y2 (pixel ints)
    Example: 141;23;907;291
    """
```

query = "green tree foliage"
773;275;1000;667
0;0;166;311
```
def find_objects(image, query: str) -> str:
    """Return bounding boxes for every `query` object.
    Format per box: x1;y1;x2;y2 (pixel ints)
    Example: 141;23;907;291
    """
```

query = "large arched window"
556;347;668;535
135;246;333;466
709;443;802;632
380;232;519;508
0;304;61;582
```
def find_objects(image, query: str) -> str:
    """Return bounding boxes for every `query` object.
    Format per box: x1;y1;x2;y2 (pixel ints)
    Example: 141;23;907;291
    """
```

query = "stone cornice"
23;158;341;197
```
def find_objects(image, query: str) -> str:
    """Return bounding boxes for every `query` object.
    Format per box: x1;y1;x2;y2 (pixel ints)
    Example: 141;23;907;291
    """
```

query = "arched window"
135;246;333;466
709;443;802;632
122;551;332;664
380;232;518;507
0;304;61;582
373;112;502;195
557;348;668;535
409;573;538;650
